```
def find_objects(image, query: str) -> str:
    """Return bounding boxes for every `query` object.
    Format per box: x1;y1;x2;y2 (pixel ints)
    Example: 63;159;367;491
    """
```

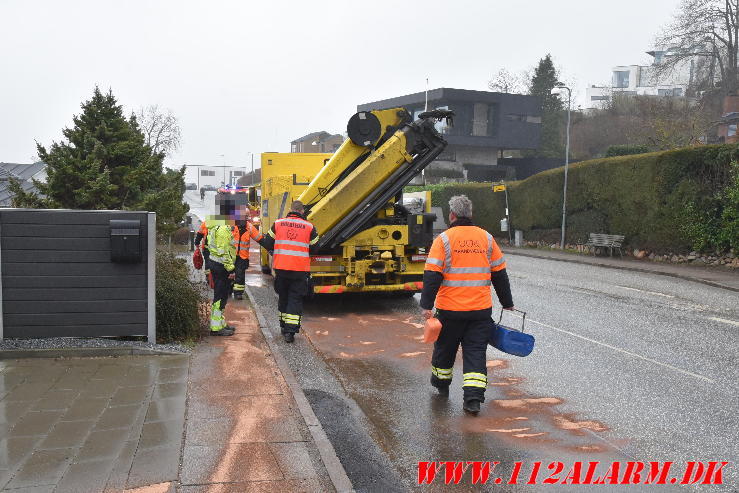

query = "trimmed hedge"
408;144;739;253
605;145;651;157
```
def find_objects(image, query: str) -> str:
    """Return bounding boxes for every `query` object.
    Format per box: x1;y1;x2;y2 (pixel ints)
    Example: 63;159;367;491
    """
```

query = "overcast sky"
1;0;681;179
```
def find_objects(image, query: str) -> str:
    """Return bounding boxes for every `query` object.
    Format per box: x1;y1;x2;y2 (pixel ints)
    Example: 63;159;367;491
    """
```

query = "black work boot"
211;327;235;336
234;293;243;300
463;399;481;414
284;332;295;343
430;375;449;396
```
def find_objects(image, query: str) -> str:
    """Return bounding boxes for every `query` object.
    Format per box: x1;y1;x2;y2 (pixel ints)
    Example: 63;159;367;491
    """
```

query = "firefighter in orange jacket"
257;200;318;343
232;209;261;300
420;195;514;414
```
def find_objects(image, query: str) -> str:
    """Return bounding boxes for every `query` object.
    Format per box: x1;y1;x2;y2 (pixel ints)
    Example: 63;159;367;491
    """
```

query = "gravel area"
0;337;191;353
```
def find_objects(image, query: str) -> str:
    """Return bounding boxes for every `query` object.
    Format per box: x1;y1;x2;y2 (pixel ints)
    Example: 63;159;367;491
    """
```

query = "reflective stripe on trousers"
431;366;453;380
463;372;487;388
210;300;226;331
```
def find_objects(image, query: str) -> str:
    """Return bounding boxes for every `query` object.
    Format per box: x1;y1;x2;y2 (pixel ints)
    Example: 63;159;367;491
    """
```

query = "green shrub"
156;250;208;342
407;144;739;253
605;145;651;157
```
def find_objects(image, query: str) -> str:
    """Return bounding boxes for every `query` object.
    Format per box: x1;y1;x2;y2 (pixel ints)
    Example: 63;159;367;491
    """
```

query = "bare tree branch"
137;105;181;156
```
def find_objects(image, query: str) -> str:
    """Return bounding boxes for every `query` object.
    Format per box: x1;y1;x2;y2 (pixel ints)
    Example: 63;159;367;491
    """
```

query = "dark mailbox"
110;219;142;263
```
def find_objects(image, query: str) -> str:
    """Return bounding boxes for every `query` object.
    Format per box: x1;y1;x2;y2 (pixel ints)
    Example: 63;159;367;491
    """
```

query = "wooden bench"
585;233;625;257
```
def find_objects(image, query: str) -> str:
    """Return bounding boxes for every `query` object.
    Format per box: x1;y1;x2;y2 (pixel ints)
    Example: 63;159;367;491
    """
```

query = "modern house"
0;161;47;207
291;131;344;153
585;46;702;109
357;88;541;181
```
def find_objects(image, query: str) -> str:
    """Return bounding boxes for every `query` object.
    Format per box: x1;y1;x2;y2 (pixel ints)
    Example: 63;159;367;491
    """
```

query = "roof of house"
291;131;342;144
0;162;46;207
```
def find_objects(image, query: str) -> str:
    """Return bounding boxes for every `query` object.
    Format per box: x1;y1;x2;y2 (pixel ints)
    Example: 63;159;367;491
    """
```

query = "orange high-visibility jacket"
424;226;506;311
232;223;262;260
270;216;316;272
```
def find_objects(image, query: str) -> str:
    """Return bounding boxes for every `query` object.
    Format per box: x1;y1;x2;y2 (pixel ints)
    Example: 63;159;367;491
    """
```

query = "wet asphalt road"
247;251;738;492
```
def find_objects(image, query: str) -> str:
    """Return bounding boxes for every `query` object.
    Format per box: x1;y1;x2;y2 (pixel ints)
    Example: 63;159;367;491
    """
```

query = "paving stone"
38;420;95;449
126;444;180;489
94;404;142;431
31;389;80;411
187;395;295;420
5;448;74;489
76;379;118;399
0;436;42;470
3;382;54;402
103;440;138;492
269;442;319;480
180;443;283;485
0;485;55;493
8;410;64;437
110;386;151;407
123;482;175;493
54;458;115;493
75;428;130;462
186;415;305;445
0;400;34;425
157;366;189;383
53;374;93;391
61;397;109;422
138;419;184;449
152;382;187;399
144;397;186;423
92;365;129;380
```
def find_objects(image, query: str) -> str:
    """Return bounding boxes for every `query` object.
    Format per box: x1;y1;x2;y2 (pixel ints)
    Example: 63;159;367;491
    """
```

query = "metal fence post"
147;212;156;344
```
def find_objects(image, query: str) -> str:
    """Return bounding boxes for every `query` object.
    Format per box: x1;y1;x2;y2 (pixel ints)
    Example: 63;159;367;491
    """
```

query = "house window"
673;88;684;97
613;71;630;88
232;171;244;177
591;95;609;101
201;170;215;177
658;89;672;97
729;124;737;137
291;144;297;152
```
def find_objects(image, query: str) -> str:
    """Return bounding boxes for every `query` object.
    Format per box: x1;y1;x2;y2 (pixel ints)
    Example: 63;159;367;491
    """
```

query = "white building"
186;166;248;190
586;47;697;109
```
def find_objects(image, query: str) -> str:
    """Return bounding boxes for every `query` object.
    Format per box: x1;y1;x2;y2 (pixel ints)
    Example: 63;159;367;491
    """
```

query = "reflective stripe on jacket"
271;217;313;272
424;226;507;311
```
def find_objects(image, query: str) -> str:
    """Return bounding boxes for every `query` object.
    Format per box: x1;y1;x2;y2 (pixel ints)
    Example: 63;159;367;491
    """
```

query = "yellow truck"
259;108;453;294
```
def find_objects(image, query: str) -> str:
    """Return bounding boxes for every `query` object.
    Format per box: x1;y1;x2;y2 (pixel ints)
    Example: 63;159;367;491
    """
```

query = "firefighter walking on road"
257;200;318;343
420;195;514;414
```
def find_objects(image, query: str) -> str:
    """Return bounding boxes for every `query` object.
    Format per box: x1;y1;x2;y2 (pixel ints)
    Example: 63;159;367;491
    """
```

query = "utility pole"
551;84;572;249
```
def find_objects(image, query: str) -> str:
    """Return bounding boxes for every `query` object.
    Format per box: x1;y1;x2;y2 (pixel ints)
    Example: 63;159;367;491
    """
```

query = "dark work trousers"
431;317;490;402
233;257;248;295
210;261;231;329
274;275;308;334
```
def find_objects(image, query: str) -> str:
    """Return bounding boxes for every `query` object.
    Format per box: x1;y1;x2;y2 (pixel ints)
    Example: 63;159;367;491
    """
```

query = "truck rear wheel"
261;265;272;275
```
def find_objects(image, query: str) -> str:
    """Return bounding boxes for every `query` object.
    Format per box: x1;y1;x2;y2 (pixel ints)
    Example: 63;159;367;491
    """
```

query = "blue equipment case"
489;308;535;357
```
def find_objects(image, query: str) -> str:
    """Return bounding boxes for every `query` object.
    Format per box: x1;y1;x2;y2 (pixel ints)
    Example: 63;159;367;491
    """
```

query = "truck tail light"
411;255;427;262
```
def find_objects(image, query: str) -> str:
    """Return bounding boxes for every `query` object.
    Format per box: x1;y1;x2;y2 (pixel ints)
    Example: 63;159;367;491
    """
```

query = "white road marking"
709;316;739;327
527;318;715;384
616;285;674;298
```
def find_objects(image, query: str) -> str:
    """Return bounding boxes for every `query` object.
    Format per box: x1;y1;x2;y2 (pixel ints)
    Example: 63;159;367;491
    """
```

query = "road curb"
507;250;739;293
244;284;355;493
0;347;186;360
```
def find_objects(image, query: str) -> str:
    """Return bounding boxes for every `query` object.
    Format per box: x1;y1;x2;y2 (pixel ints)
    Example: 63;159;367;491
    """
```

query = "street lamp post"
250;153;254;185
551;84;572;249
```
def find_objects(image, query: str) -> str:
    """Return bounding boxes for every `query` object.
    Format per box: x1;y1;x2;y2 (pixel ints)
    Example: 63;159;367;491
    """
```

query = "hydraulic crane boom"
299;109;454;250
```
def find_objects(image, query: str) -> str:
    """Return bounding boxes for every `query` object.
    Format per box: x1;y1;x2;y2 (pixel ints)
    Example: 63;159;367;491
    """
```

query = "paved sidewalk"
506;246;739;291
0;354;188;492
180;300;335;492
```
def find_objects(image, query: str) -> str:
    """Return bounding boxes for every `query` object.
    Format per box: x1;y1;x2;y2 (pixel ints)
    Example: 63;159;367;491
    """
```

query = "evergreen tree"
529;54;565;158
11;87;188;234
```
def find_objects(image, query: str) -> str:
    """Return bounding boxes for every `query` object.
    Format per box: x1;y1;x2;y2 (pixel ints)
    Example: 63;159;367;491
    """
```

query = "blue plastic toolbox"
489;308;535;357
